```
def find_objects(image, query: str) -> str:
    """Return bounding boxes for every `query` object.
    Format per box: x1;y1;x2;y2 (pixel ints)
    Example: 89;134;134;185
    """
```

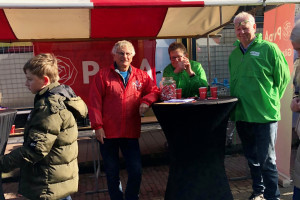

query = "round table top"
153;96;238;107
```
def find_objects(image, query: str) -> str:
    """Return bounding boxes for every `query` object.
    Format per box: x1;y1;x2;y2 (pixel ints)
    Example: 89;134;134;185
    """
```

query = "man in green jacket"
229;12;290;200
0;53;88;200
163;42;208;98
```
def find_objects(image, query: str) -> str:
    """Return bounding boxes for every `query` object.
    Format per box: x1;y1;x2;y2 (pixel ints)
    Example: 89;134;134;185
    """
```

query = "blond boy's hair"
23;53;59;83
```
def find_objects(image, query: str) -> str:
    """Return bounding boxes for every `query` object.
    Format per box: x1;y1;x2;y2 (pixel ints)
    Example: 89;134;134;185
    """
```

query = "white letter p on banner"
82;61;99;84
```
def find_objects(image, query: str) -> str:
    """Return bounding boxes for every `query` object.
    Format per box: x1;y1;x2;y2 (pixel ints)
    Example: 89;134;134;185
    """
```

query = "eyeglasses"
234;20;250;27
170;55;183;61
116;51;132;57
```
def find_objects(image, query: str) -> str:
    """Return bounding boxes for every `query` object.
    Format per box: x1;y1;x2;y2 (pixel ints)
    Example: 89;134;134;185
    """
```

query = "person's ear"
43;76;51;86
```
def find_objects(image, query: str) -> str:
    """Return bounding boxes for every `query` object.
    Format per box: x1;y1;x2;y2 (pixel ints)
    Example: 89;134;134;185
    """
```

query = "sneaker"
249;193;265;200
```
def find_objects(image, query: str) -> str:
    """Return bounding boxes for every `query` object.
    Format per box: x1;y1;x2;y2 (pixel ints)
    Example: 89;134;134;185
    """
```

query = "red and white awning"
0;0;297;42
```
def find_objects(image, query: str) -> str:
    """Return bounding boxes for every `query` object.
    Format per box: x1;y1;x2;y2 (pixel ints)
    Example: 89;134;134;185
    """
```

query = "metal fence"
0;44;34;108
0;28;263;108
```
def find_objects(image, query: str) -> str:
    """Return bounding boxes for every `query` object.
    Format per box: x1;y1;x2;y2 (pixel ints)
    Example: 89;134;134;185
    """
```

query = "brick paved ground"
2;153;295;200
2;123;296;199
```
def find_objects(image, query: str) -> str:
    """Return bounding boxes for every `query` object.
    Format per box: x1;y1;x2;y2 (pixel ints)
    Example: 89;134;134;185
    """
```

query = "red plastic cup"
176;88;182;99
210;87;218;98
10;125;15;134
199;87;207;99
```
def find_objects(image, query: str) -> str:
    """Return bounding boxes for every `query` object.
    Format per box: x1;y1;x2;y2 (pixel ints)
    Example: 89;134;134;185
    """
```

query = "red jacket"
88;64;159;138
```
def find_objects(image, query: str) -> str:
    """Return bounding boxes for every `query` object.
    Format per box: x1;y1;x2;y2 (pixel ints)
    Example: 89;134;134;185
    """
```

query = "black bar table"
152;97;238;200
0;108;17;200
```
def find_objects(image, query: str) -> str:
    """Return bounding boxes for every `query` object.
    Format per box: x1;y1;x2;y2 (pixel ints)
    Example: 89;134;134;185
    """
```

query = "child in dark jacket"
0;53;88;200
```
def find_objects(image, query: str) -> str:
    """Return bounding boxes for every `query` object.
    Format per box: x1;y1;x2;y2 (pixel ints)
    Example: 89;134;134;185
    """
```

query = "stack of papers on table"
163;99;195;103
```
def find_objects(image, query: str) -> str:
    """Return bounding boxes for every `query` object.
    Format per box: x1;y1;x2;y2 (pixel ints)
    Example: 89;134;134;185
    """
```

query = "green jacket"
163;60;208;98
229;33;290;122
0;82;88;200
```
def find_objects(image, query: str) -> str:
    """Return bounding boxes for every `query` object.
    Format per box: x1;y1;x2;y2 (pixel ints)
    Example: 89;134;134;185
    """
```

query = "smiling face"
113;45;133;72
234;18;256;48
25;70;47;94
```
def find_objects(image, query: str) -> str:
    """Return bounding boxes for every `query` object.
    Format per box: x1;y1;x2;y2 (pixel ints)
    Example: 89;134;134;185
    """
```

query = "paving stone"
1;124;296;200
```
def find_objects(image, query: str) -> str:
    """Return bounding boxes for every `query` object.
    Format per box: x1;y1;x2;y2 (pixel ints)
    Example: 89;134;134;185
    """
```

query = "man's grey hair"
233;11;255;25
112;40;136;56
291;19;300;43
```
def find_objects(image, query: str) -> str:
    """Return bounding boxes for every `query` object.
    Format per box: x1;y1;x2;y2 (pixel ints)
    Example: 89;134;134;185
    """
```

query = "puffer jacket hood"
47;84;88;119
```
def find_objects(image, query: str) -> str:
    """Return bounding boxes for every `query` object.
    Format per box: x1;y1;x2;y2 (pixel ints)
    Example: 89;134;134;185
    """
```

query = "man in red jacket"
88;40;159;200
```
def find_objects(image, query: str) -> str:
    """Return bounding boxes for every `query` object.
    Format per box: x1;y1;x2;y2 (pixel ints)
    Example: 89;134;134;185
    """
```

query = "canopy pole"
187;38;192;60
219;6;223;25
207;34;211;85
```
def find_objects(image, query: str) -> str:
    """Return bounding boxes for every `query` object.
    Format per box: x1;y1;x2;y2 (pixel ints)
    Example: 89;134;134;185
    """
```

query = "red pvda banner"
33;40;157;106
263;4;295;75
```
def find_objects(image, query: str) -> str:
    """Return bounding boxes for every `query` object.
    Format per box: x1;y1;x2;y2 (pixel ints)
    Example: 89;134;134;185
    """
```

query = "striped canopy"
0;0;297;42
0;0;242;42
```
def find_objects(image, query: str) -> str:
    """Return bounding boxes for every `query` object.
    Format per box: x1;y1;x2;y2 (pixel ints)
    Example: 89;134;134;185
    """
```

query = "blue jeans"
100;138;142;200
236;121;280;200
59;195;72;200
293;186;300;200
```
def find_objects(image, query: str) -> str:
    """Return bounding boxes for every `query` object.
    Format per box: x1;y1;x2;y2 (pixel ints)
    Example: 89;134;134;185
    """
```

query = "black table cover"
0;109;17;200
152;97;238;200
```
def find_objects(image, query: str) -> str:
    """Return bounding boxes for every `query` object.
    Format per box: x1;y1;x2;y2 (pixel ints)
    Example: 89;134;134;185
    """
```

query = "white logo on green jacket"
250;51;260;56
